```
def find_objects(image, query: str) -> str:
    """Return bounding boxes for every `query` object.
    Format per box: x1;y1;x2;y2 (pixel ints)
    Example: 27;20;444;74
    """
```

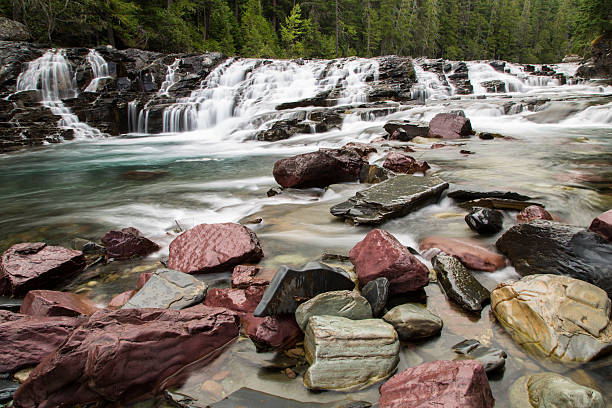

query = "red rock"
342;142;377;158
349;229;429;295
419;236;506;272
428;113;473;139
168;223;264;274
0;243;86;296
0;313;81;373
244;315;303;351
203;286;267;316
13;305;239;408
101;227;160;259
137;272;153;289
383;152;430;174
231;265;270;289
379;360;494;408
20;290;99;317
0;310;23;323
272;148;365;188
516;205;553;223
588;209;612;242
431;143;446;149
107;290;137;309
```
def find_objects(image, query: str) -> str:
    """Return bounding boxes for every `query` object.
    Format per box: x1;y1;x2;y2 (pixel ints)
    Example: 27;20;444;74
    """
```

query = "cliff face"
576;33;612;79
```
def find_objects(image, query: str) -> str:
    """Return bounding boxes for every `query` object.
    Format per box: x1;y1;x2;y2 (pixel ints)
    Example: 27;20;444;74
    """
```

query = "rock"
491;274;612;362
245;314;303;351
20;290;99;317
272;148;366;188
13;306;239;407
432;255;490;313
350;229;429;295
588;209;612;241
452;339;507;372
427;113;473;139
231;265;270;288
465;207;504;235
0;312;80;373
359;164;390;184
517;205;554;223
448;189;531;202
420;236;506;272
481;80;506;93
383;121;429;140
495;220;612;297
459;198;544;211
383;303;442;340
168;223;264;274
304;315;399;391
0;17;31;41
383;152;430;174
275;91;332;110
71;238;106;255
137;271;153;289
0;243;86;296
379;360;494;408
478;132;497;140
576;33;611;79
122;269;208;310
203;286;266;316
107;290;137;309
0;379;19;404
509;373;605;408
342;142;377;158
256;117;311;141
331;175;449;225
100;227;160;259
295;290;372;331
254;262;355;317
361;277;390;317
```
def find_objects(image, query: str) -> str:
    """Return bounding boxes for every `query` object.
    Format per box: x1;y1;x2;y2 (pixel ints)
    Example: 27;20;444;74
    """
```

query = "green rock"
432;255;490;313
509;373;604;408
295;290;372;331
382;303;443;340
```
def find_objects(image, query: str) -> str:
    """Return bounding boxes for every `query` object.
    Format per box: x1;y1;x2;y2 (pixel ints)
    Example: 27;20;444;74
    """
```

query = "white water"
411;60;452;101
84;49;111;92
158;58;180;96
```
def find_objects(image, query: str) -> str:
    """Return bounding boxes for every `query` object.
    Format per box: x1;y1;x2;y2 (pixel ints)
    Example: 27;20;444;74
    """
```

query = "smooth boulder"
382;152;430;174
101;227;160;259
0;243;86;296
168;223;264;274
295;290;372;331
361;277;390;317
433;255;490;313
383;303;442;340
350;229;429;295
420;236;506;272
465;207;503;235
304;315;399;391
491;274;612;362
452;339;507;372
509;373;604;408
20;290;99;317
589;209;612;241
427;113;473;139
516;205;553;223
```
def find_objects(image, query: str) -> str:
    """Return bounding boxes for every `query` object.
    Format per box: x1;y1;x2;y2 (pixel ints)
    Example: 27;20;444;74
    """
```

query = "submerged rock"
589;209;612;242
465;207;503;235
383;152;430;174
495;220;612;297
509;373;604;408
253;262;354;317
14;306;239;407
491;274;612;362
516;205;554;223
427;113;472;139
331;175;449;225
452;339;507;372
350;229;429;295
304;315;399;391
420;236;506;272
168;223;264;274
122;269;208;310
361;277;390;317
0;243;86;296
295;290;372;331
20;290;99;317
448;189;531;202
383;303;442;340
100;227;160;259
432;255;490;313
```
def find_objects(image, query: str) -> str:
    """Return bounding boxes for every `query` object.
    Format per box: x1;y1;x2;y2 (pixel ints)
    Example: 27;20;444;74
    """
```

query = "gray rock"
330;175;449;225
448;190;531;202
432;255;490;313
295;290;372;331
361;277;389;317
383;303;442;340
452;339;507;372
465;207;504;235
0;18;31;41
304;315;399;391
458;198;544;211
509;373;604;408
122;269;207;310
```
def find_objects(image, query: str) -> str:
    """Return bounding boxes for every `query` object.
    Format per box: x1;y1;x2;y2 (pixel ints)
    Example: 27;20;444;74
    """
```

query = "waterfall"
158;58;181;96
16;50;102;138
128;100;138;133
411;59;452;101
467;62;563;94
84;49;111;92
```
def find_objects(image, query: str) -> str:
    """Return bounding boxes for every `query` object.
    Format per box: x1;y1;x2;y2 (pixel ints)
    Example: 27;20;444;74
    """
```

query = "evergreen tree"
239;0;278;57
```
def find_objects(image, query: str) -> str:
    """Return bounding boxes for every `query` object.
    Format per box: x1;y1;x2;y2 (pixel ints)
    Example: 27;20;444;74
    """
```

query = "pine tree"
239;0;279;57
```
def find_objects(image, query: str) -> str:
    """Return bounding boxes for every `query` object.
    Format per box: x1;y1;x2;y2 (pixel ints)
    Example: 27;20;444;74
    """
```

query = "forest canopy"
2;0;611;62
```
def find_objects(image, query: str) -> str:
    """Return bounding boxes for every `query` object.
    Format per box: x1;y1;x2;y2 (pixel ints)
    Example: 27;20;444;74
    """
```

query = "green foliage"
280;4;310;57
239;0;278;57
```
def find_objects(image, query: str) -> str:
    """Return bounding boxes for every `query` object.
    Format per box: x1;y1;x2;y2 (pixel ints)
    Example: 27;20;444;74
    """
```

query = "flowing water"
1;55;612;407
84;49;111;92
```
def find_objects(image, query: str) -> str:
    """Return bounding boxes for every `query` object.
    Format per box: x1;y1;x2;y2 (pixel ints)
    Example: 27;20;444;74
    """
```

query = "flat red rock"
420;236;506;272
589;209;612;242
20;290;99;317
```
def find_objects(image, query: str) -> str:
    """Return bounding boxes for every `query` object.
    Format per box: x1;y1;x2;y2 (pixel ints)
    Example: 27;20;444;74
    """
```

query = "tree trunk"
335;0;339;58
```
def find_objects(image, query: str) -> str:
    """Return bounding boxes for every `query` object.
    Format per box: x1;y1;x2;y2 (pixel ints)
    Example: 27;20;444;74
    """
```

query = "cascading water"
411;59;452;101
84;49;111;92
16;50;102;138
467;61;564;94
158;58;180;96
128;100;139;133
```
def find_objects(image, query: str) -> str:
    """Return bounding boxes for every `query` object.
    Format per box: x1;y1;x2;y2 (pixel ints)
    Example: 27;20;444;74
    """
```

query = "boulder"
359;164;390;184
20;290;99;317
350;229;429;295
432;255;490;313
378;360;494;408
231;265;270;289
253;262;355;317
100;227;160;259
272;148;365;188
361;277;389;317
495;220;612;297
295;290;372;331
383;303;442;340
341;142;377;158
383;121;429;141
452;339;507;372
448;189;531;202
420;236;506;272
304;315;399;391
0;243;86;296
491;274;612;362
168;223;264;274
0;312;81;373
427;113;473;139
517;205;553;223
465;207;504;235
203;286;266;316
244;315;303;351
589;209;612;241
509;373;604;408
383;152;430;174
107;290;137;309
13;306;239;407
122;269;208;310
331;175;449;225
0;17;31;41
